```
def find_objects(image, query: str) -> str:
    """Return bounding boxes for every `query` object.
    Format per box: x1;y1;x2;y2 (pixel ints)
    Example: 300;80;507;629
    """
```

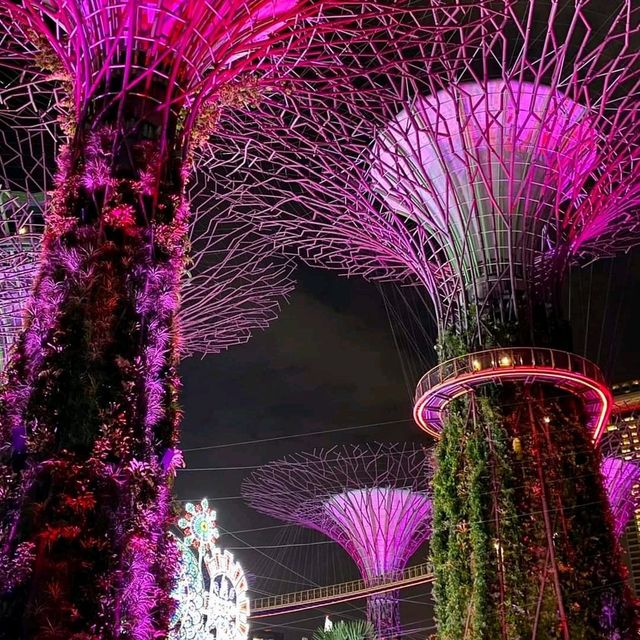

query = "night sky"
175;252;640;640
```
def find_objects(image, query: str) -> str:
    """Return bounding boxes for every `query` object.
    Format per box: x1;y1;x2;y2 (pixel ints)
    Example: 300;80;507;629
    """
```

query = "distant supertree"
243;443;433;639
218;1;640;637
0;0;475;636
602;457;640;539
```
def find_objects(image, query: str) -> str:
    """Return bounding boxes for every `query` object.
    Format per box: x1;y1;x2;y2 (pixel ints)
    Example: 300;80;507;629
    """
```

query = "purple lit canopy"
323;487;432;580
602;457;640;539
0;198;42;368
213;0;640;337
242;443;433;637
242;443;433;580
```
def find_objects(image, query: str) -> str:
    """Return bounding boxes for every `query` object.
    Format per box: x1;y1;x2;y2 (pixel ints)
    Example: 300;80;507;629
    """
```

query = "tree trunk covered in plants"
367;590;400;639
0;119;186;638
431;387;637;639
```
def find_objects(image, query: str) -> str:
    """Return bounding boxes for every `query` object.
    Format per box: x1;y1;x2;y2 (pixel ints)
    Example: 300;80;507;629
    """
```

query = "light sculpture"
218;1;640;636
0;0;465;635
171;498;250;640
242;443;433;639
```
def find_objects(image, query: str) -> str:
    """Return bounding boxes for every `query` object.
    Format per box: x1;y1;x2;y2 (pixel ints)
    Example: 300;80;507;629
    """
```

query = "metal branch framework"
208;2;640;637
0;92;295;363
602;457;640;539
242;443;433;638
212;0;640;337
0;0;490;636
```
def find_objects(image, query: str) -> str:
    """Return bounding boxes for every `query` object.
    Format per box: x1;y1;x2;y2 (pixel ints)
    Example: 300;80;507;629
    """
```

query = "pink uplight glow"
602;457;640;538
224;0;640;336
4;0;308;113
324;488;431;580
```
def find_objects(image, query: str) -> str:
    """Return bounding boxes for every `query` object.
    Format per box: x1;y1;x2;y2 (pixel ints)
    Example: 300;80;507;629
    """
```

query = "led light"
472;359;482;371
499;355;511;367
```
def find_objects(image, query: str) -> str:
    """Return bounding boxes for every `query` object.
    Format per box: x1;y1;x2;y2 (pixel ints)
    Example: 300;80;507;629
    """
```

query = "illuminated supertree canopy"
243;443;433;639
214;1;640;637
0;0;482;636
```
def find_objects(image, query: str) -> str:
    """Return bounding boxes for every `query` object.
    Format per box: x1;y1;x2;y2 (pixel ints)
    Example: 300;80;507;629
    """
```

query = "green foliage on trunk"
430;389;637;639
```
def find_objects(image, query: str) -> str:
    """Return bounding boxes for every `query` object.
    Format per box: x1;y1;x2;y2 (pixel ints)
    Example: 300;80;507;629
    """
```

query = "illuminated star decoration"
177;498;220;551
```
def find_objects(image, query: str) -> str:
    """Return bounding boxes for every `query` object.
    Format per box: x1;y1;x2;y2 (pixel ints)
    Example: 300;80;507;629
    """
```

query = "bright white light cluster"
170;498;250;640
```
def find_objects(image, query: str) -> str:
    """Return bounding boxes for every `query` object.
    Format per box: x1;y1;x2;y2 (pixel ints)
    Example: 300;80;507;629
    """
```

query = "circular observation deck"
413;348;612;443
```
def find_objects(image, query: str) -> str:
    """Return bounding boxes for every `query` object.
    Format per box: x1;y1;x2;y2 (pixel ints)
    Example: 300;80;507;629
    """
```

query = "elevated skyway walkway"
250;562;434;618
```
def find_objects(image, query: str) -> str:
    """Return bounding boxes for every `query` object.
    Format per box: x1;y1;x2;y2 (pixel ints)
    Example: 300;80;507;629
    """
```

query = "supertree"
212;1;640;637
0;0;477;635
602;457;640;539
0;95;295;361
242;442;433;639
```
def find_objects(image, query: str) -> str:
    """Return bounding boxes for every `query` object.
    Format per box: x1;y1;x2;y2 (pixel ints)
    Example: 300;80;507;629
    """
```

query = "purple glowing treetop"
602;457;640;539
323;488;432;580
217;0;640;338
242;443;433;638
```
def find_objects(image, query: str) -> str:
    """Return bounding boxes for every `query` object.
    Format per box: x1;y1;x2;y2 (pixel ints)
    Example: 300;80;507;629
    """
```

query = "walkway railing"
250;562;434;618
413;347;611;441
415;347;606;403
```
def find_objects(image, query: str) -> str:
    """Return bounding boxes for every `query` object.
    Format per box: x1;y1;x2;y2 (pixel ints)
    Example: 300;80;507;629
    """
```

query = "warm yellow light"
472;359;481;371
499;355;511;367
17;226;27;235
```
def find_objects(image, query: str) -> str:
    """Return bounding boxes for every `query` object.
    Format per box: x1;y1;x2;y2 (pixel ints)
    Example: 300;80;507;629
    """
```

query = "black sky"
174;252;640;639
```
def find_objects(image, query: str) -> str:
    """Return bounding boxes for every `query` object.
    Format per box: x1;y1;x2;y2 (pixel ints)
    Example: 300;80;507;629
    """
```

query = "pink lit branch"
602;457;640;539
205;0;640;337
0;82;293;362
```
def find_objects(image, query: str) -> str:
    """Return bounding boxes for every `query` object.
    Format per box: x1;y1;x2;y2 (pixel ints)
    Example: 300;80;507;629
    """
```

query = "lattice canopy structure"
214;2;640;638
369;80;606;320
243;443;433;639
0;85;294;366
602;457;640;539
220;0;640;341
0;0;478;636
0;196;42;368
